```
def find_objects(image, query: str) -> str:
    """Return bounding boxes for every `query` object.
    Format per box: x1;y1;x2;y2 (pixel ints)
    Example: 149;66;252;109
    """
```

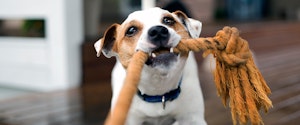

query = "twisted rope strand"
104;51;148;125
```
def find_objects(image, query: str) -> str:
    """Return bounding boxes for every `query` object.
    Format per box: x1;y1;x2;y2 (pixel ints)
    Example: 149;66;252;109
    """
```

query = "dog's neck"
136;60;186;96
138;73;183;96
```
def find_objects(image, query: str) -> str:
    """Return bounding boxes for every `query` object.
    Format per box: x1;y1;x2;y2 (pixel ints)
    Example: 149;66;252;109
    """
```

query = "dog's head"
95;7;201;72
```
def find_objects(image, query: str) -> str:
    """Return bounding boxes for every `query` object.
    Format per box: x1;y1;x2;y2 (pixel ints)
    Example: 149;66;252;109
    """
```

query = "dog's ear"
173;11;202;38
94;23;119;58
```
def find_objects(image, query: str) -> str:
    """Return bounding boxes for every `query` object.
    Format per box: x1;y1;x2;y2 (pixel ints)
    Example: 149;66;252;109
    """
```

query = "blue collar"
137;78;182;106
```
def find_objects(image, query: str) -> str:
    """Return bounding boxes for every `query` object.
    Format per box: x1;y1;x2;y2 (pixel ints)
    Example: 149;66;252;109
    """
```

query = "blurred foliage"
22;19;45;37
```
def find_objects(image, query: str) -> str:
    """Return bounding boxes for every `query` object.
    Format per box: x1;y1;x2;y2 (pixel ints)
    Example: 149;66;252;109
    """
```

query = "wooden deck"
0;21;300;125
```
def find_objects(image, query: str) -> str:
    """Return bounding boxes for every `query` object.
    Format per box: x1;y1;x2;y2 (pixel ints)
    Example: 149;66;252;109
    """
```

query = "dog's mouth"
145;47;179;67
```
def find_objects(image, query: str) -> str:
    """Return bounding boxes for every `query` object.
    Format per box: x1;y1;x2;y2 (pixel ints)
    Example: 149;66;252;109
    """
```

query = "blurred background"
0;0;300;125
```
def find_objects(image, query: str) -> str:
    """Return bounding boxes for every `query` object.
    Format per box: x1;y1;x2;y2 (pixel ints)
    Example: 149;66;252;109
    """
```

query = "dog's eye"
162;17;175;26
125;26;138;37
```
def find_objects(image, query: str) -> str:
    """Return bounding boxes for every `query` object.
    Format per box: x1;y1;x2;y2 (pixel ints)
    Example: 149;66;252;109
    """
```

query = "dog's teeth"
170;48;174;53
151;53;156;58
149;52;152;57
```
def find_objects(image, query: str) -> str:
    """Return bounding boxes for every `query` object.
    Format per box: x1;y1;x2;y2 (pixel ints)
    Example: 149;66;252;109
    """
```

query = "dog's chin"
145;47;179;69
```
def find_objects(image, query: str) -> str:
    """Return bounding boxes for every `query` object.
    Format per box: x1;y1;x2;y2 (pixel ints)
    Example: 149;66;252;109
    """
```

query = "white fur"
96;7;206;125
94;39;102;57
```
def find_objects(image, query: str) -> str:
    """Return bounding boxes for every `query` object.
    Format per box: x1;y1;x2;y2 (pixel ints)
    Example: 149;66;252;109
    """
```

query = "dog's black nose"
148;26;170;47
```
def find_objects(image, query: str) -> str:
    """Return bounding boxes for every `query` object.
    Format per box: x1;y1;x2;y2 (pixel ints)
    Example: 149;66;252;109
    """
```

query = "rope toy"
104;26;272;125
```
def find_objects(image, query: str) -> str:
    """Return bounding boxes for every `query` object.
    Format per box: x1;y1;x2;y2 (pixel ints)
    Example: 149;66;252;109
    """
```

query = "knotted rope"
104;27;272;125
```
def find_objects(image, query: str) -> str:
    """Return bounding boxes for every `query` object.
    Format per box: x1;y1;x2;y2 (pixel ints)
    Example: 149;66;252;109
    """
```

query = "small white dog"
95;7;207;125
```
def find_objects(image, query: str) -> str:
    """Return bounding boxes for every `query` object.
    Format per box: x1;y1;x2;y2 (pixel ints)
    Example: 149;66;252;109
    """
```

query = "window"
0;19;45;38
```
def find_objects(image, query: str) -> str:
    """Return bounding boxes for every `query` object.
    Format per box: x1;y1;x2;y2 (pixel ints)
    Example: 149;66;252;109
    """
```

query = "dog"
95;7;207;125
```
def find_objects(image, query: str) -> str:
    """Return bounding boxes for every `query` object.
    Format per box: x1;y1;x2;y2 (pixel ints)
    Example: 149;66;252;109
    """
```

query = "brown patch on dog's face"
156;12;191;57
116;20;144;68
162;13;190;40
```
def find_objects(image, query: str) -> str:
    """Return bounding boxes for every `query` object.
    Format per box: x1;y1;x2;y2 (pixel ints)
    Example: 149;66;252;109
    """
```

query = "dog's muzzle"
145;26;179;67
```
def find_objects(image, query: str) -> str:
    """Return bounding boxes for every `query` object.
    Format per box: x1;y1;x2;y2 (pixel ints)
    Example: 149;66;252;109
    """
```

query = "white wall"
0;0;83;91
